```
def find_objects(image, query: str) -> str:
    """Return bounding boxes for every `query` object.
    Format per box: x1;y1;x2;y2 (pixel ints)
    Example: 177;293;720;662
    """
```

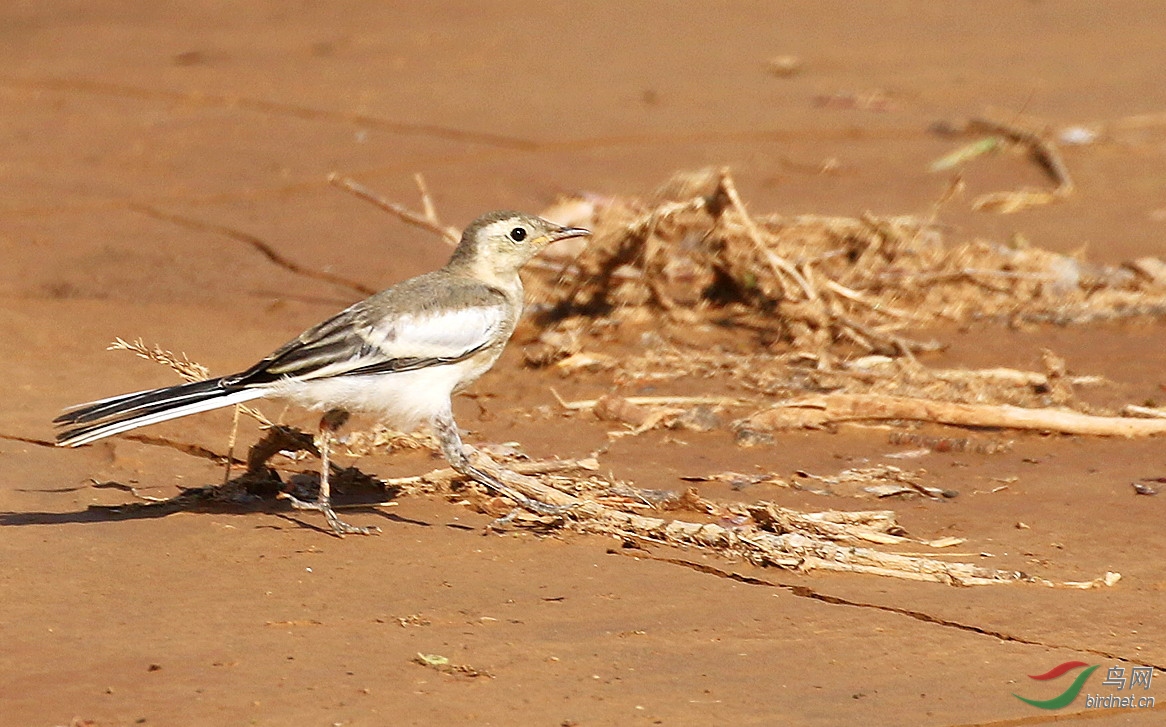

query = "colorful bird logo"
1013;661;1099;709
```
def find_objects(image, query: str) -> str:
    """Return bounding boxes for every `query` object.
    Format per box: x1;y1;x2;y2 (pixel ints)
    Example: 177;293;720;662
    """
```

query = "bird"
55;210;591;535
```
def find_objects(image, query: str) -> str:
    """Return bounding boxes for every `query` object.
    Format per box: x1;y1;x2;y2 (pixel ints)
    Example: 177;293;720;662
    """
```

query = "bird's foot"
278;492;380;536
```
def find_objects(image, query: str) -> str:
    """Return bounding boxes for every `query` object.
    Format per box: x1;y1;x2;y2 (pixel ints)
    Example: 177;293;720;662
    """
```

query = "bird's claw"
278;492;380;536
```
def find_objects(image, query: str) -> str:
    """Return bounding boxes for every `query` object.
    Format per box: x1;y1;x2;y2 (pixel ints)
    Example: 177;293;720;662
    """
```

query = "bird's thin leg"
283;409;379;536
431;410;571;517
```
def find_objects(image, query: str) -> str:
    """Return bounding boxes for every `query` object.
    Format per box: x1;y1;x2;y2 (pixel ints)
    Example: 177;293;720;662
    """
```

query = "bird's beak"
541;226;591;246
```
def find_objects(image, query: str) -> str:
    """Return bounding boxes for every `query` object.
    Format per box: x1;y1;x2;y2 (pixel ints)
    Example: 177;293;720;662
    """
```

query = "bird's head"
449;210;591;278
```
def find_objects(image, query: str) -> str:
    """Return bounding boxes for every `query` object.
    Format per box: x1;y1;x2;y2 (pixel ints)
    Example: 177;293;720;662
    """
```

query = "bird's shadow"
0;465;427;529
1;425;430;530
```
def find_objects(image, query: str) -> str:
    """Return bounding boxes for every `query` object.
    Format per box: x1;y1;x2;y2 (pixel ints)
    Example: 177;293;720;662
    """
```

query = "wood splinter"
743;393;1166;437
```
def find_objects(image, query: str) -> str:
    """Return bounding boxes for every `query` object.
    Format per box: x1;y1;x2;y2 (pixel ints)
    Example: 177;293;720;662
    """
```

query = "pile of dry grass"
526;168;1166;363
518;168;1166;441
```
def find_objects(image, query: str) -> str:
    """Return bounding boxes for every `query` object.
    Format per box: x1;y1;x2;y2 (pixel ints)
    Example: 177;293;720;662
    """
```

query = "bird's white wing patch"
360;305;507;360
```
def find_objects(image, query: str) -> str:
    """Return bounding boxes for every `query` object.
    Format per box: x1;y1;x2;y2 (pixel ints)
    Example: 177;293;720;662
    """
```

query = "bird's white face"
461;212;591;274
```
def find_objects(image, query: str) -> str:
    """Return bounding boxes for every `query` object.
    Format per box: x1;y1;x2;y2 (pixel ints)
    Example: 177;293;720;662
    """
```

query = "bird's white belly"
269;357;488;431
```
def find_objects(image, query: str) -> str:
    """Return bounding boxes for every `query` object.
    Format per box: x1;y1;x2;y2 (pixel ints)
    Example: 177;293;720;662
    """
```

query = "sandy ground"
2;2;1166;725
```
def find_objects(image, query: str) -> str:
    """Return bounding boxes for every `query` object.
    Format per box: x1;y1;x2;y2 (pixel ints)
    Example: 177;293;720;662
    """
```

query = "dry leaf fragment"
412;653;492;678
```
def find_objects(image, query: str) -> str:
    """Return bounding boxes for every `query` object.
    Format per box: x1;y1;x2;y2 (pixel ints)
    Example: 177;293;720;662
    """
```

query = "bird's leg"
431;410;571;517
283;408;379;536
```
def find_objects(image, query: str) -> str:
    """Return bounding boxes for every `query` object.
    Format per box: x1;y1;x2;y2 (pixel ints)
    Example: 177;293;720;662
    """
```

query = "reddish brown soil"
2;3;1166;725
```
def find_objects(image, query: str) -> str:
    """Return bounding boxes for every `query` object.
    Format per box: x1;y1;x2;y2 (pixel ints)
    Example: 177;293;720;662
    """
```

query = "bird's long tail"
54;378;266;447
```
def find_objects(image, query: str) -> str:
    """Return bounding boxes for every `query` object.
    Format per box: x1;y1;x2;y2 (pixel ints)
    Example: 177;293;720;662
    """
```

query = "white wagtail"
55;211;590;535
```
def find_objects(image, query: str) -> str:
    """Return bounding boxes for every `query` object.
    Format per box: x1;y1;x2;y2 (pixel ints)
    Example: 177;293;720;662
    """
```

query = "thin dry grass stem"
715;168;817;301
553;393;749;411
1123;405;1166;419
414;172;439;225
928;174;967;244
327;173;459;245
379;455;599;494
235;405;273;428
819;278;912;320
109;337;209;382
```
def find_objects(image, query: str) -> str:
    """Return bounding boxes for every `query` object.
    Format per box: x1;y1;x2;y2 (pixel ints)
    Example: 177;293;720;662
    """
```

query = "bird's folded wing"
227;297;509;387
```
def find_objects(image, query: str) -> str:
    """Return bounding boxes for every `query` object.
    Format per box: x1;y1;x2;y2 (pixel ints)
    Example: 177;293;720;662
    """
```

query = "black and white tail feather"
54;378;267;447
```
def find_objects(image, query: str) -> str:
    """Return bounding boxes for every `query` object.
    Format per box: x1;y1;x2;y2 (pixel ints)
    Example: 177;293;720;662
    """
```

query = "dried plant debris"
452;450;1117;589
551;351;1155;442
294;441;1110;588
791;465;958;500
681;471;789;491
930;114;1076;213
412;653;492;678
529;167;1166;357
530;168;940;357
522;168;1166;441
339;425;439;457
584;393;730;438
887;431;1013;455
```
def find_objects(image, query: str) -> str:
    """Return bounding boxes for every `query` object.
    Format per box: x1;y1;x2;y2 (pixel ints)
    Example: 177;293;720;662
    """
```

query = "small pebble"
1057;126;1099;145
1133;482;1159;496
767;55;804;78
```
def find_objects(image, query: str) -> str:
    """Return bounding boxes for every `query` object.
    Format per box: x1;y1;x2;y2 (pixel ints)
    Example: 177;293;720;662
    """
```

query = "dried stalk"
745;394;1166;437
327;173;459;245
553;392;749;412
715;168;817;301
108;337;209;382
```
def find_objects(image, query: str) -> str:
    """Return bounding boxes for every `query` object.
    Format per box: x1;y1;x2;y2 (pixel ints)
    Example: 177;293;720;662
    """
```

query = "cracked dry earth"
2;3;1166;726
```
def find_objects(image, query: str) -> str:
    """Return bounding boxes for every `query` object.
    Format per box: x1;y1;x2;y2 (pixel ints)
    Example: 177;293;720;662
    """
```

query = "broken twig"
328;173;460;245
745;394;1166;437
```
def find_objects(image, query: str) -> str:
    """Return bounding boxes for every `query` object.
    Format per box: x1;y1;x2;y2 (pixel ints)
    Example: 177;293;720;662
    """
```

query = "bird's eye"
509;226;527;242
